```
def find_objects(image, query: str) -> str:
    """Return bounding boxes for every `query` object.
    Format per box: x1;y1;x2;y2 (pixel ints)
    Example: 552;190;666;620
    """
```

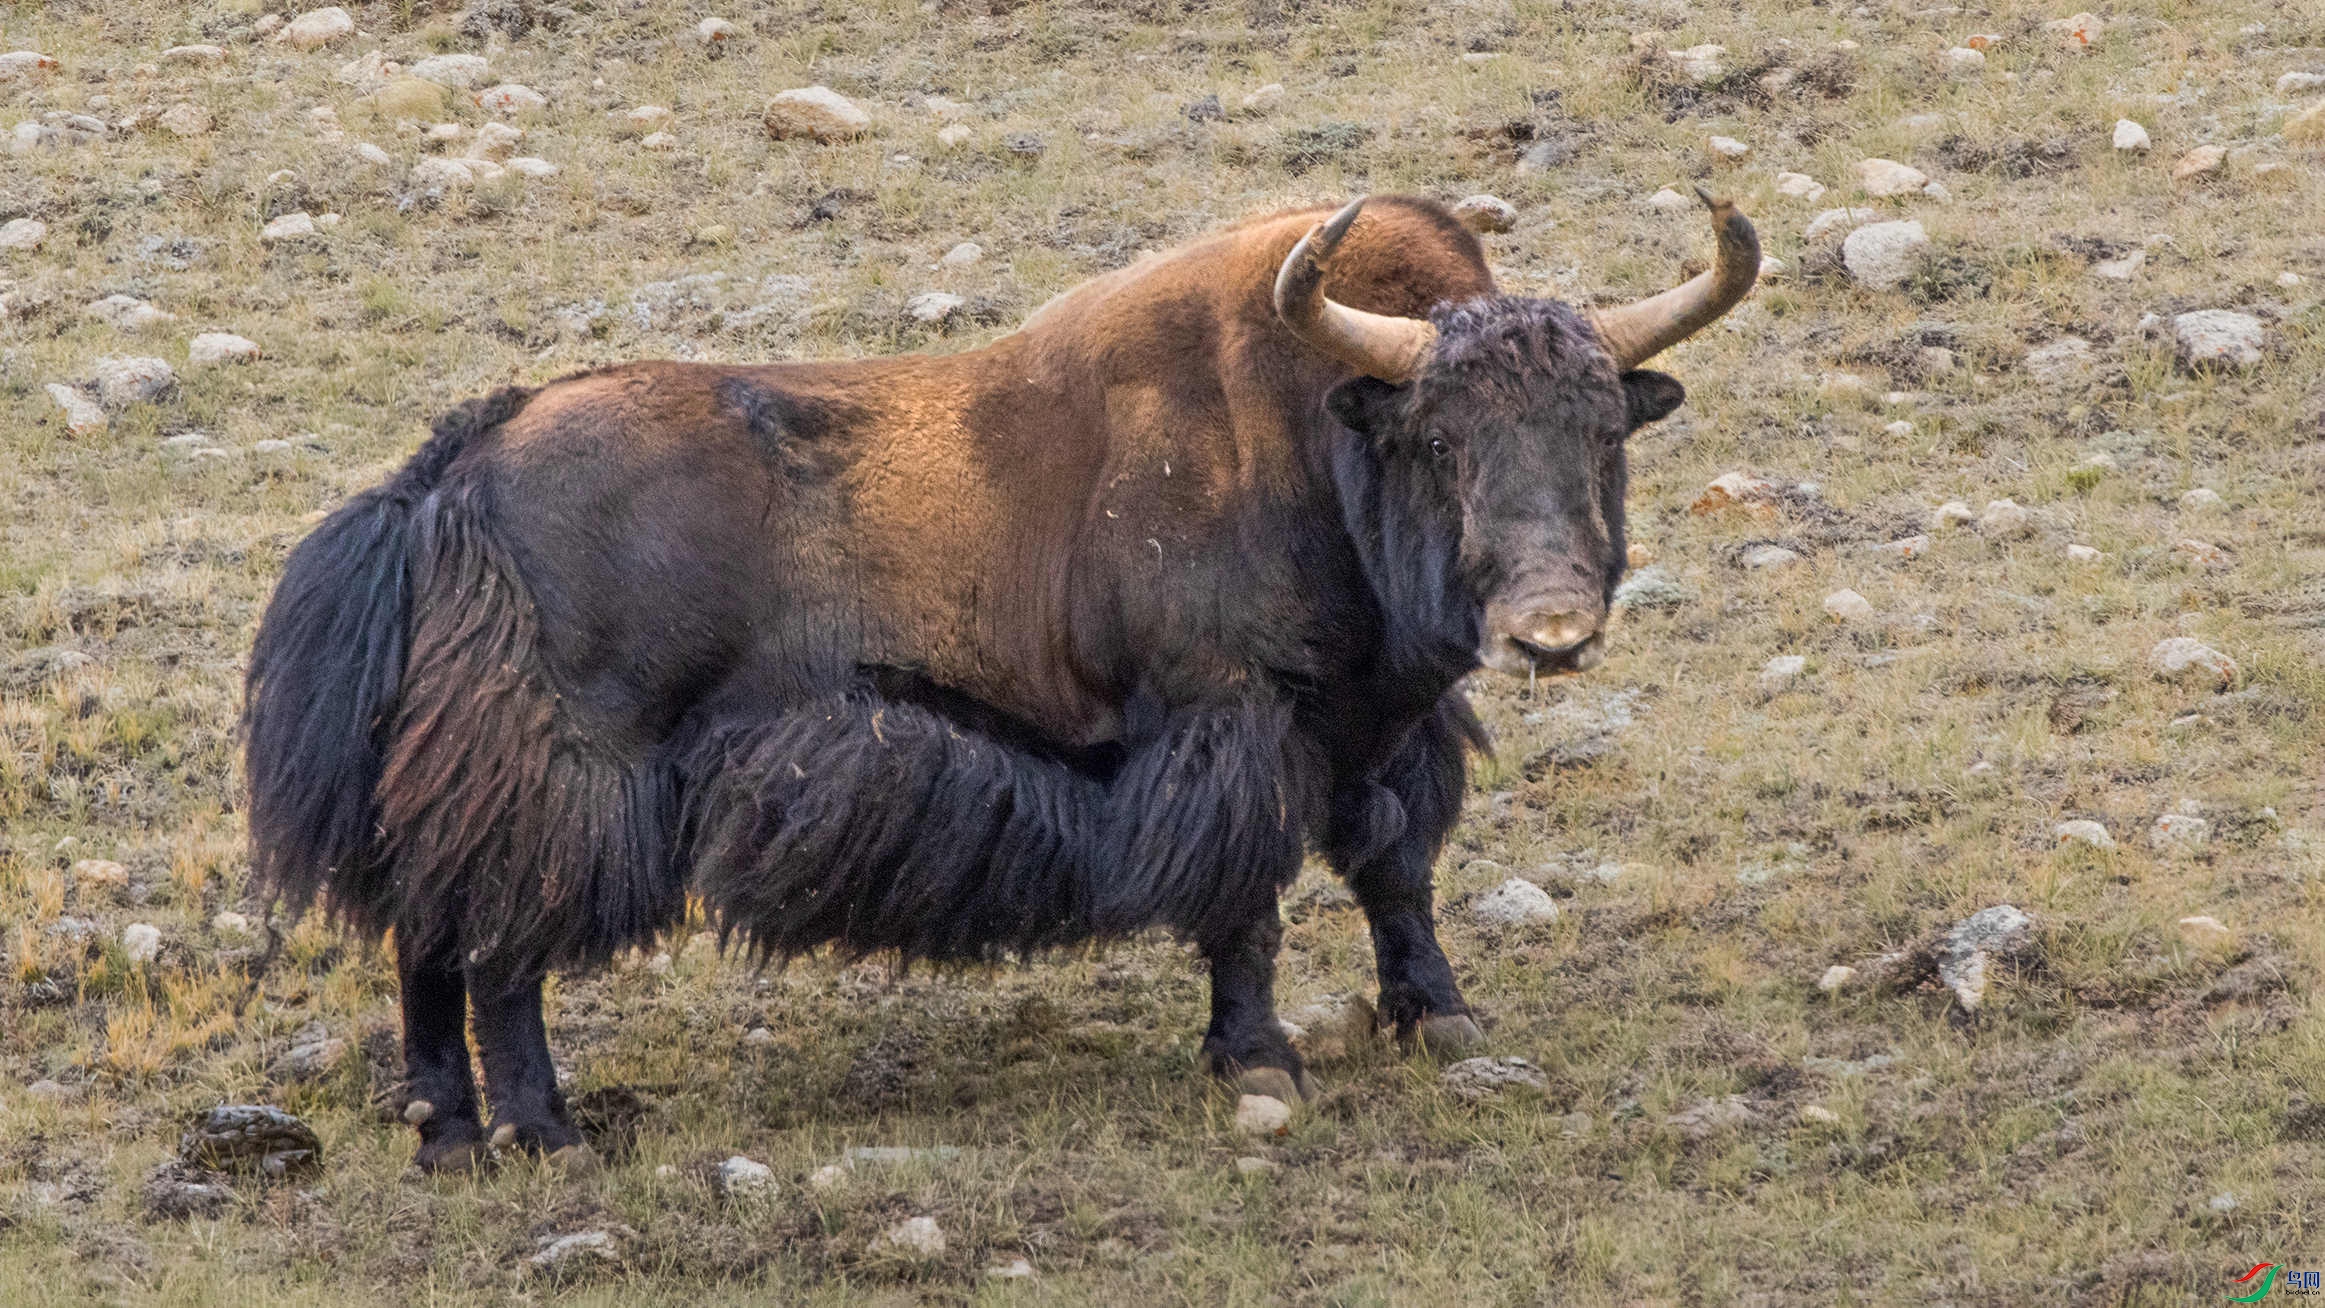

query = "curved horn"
1587;189;1761;370
1273;197;1440;383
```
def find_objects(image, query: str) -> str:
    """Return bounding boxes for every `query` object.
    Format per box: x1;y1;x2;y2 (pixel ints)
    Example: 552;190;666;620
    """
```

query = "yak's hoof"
413;1134;486;1175
1406;1013;1486;1057
485;1115;583;1158
1236;1065;1321;1104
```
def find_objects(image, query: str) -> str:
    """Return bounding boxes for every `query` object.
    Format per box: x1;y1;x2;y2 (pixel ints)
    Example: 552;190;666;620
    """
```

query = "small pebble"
2112;119;2150;152
1235;1094;1292;1136
1817;965;1857;993
1822;589;1874;622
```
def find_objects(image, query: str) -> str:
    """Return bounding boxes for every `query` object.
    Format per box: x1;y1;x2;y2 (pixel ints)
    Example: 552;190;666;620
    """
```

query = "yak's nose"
1510;609;1602;660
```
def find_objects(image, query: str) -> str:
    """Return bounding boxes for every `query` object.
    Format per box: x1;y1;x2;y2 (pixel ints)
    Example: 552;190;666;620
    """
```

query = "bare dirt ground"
2;1;2322;1303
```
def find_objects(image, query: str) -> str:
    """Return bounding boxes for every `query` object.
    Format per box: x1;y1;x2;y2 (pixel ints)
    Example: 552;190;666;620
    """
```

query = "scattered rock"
163;44;228;67
1759;654;1808;692
764;86;870;141
869;1216;947;1261
1799;1104;1842;1125
1241;84;1284;114
2179;487;2223;511
528;1229;626;1278
211;911;251;935
2172;145;2226;181
2066;543;2103;563
806;1163;848;1190
2279;73;2325;97
1929;501;1976;530
1690;471;1778;515
474;83;547;115
2112;119;2150;152
1817;964;1857;993
1664;1095;1764;1139
93;356;177;408
261;212;319;244
47;384;108;435
1645;187;1693;212
1706;134;1750;160
1665;44;1727;83
1867;535;1930;560
85;295;176;332
988;1256;1037;1277
0;52;59;83
844;1145;964;1169
466;121;522;161
179;1105;321;1177
275;7;356;51
73;859;130;896
2178;915;2231;942
1842;220;1932;291
121;923;163;963
904;291;964;325
2053;820;2114;849
1945;47;1986;77
1855;158;1930;197
939;240;983;268
1775;171;1826;202
2172;311;2265;371
405;54;488;91
2148;637;2238;690
1183;93;1224;124
412;156;480;189
1452;194;1517;233
1883;420;1915;438
1232;1157;1279;1179
612;104;673;136
1515;137;1580;173
155;102;214;136
1936;904;2035;1012
268;1027;347;1083
333;49;398;90
639;131;678;152
0;217;47;251
1471;878;1560;926
1441;1056;1549;1102
2151;813;2211;851
697;16;742;45
142;1163;235;1221
716;1155;775;1198
1822;589;1874;622
1612;565;1692;611
2284;101;2325;144
2045;12;2102;51
2092;249;2145;281
1236;1094;1292;1135
2173;539;2228;569
1803;207;1877;242
936;123;972;149
1740;544;1802;570
1278;993;1376;1063
1977;498;2031;537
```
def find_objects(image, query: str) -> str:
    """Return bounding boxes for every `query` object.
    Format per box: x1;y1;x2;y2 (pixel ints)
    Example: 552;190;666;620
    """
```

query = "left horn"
1586;189;1760;370
1273;197;1440;383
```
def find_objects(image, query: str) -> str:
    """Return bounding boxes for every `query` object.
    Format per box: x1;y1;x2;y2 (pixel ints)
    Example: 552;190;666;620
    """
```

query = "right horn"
1273;197;1441;384
1586;189;1760;371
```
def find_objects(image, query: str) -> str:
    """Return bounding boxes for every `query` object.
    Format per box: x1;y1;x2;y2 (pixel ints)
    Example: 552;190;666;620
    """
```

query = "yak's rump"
683;693;1312;961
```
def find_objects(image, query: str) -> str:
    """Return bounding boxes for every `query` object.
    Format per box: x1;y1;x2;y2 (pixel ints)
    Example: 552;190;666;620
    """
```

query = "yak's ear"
1621;369;1687;430
1326;375;1406;435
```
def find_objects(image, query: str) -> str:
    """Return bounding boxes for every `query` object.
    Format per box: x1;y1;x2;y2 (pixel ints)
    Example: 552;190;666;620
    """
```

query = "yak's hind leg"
469;967;593;1171
1328;694;1487;1053
1199;910;1316;1102
396;923;485;1173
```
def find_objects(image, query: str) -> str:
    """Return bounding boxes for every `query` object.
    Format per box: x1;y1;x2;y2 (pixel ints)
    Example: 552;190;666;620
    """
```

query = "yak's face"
1328;298;1686;680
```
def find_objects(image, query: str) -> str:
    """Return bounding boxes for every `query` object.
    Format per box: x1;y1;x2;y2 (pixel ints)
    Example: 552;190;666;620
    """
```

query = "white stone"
2180;487;2224;511
987;1257;1036;1277
940;241;983;268
93;356;176;408
212;911;252;935
2151;813;2212;850
639;130;679;151
352;142;393;167
1937;905;2033;1011
806;1163;848;1190
1472;877;1560;926
1945;47;1986;76
1929;500;1976;530
1758;256;1787;281
1855;158;1930;197
2178;915;2231;940
2054;820;2114;849
1816;964;1857;993
1706;134;1750;160
936;124;973;149
121;923;162;964
1235;1094;1292;1135
261;212;318;243
1759;654;1808;692
1452;194;1517;233
411;156;477;189
697;16;742;43
0;217;46;251
1667;44;1726;82
464;121;522;162
2173;144;2227;180
870;1216;946;1260
527;1231;621;1275
410;54;491;89
275;8;356;50
162;44;227;66
85;295;176;332
764;86;870;141
474;83;547;115
2277;73;2325;96
1775;171;1826;202
1869;535;1930;559
1822;589;1874;622
1884;420;1915;438
1976;499;2031;537
1241;83;1285;114
614;104;673;135
2024;337;2095;384
2148;637;2238;690
2280;271;2305;289
2112;119;2150;152
2047;12;2103;50
151;102;213;136
189;332;261;366
1800;1104;1843;1124
1741;544;1802;571
1804;207;1877;241
46;385;107;435
905;291;964;324
1843;220;1930;290
1441;1056;1549;1101
716;1155;775;1197
2066;544;2103;563
1645;187;1693;212
0;51;58;83
333;50;397;89
2172;311;2265;370
2092;249;2144;281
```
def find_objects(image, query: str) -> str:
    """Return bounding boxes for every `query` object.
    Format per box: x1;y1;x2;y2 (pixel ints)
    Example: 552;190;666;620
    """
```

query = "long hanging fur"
243;386;536;937
682;692;1312;962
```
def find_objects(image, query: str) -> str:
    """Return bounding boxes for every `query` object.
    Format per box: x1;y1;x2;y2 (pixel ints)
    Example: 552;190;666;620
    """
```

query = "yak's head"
1279;193;1758;679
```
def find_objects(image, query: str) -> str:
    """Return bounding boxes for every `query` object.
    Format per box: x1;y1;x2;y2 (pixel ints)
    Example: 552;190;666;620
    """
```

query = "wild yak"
244;192;1758;1172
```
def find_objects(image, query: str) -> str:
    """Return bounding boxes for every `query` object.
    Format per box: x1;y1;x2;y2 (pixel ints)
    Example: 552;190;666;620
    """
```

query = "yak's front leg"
468;968;595;1172
1199;908;1318;1102
1329;697;1485;1053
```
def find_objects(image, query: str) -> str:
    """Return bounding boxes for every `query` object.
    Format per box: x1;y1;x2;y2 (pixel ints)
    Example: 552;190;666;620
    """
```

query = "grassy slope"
2;0;2321;1303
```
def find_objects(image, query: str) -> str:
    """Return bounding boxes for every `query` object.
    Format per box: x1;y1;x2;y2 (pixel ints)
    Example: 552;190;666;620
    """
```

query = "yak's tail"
683;694;1312;963
242;387;535;939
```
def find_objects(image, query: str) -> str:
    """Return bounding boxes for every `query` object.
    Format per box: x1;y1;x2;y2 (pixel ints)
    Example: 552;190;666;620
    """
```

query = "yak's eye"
1427;437;1451;459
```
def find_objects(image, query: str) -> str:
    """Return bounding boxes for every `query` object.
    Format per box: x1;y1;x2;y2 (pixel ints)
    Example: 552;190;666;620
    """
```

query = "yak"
244;192;1758;1172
